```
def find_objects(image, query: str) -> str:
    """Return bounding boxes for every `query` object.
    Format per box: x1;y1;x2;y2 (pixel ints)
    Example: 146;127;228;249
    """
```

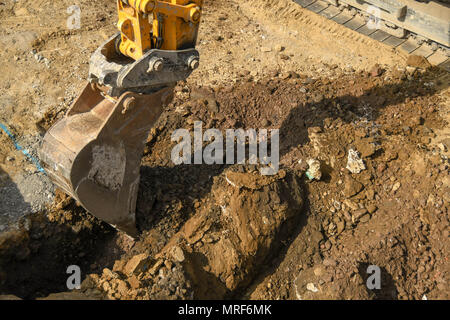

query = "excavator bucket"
39;0;203;237
39;84;174;236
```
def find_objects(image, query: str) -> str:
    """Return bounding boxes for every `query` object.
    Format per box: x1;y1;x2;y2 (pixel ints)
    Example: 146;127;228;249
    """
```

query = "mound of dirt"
77;166;304;300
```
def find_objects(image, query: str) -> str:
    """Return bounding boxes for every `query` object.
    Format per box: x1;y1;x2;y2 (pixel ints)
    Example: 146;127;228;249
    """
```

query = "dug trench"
0;63;449;299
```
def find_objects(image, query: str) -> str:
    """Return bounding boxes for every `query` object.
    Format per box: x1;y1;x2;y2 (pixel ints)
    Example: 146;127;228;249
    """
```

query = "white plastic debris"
306;159;322;180
346;149;366;174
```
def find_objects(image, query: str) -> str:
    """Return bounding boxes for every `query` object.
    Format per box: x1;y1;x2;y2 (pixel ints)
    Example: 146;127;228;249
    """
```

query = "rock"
306;159;322;180
164;260;174;270
261;46;272;52
356;140;376;158
392;182;401;192
306;283;318;292
367;204;377;214
102;268;119;280
352;208;368;223
116;280;129;296
410;116;424;126
81;274;98;290
336;220;345;234
128;275;140;289
369;64;384;77
112;259;126;273
343;199;359;210
123;254;151;276
437;142;447;152
439;138;450;151
206;99;219;113
366;188;375;200
170;245;185;262
279;72;291;80
261;119;270;127
406;55;432;69
169;167;304;296
323;258;337;267
342;210;352;222
343;175;363;198
14;8;29;16
421;136;431;144
274;44;285;52
346;149;366;174
314;266;325;277
359;214;370;223
149;259;164;275
405;66;417;76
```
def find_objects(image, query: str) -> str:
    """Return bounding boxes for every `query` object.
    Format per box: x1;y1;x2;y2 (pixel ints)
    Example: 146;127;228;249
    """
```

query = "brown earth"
0;0;449;300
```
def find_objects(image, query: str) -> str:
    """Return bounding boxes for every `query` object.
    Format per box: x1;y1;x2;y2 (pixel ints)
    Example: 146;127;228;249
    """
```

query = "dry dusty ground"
0;0;449;300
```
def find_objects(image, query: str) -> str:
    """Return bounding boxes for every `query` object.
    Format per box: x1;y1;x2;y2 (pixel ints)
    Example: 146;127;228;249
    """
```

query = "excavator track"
292;0;450;71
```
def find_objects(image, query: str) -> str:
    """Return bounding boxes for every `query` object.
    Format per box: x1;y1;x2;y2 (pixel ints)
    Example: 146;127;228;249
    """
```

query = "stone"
274;44;285;52
171;245;185;262
314;266;325;277
353;208;368;219
102;268;118;280
392;182;401;193
123;254;151;276
306;283;318;292
343;199;359;210
437;143;447;152
323;258;337;267
149;259;164;275
343;175;364;198
406;55;431;69
369;64;383;77
306;159;322;180
366;189;375;200
359;214;370;223
357;140;376;158
112;259;126;273
261;119;270;127
336;220;345;234
352;208;369;223
128;275;140;289
367;204;378;214
116;280;129;296
346;149;366;174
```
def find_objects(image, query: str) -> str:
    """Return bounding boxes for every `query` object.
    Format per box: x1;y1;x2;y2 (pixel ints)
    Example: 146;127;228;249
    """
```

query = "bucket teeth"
40;83;174;237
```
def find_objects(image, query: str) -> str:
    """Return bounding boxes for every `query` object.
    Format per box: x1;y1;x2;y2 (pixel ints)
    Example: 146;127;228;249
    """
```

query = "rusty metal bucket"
40;83;174;236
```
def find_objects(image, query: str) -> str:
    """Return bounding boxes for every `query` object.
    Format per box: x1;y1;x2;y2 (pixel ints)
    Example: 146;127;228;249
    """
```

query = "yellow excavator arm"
39;0;203;237
117;0;202;59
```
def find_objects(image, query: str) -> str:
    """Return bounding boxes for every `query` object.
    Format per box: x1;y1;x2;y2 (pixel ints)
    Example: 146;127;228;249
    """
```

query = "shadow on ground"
134;67;448;299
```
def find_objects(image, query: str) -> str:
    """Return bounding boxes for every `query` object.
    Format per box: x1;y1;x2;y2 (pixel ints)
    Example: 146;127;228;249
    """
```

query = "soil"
0;0;449;300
